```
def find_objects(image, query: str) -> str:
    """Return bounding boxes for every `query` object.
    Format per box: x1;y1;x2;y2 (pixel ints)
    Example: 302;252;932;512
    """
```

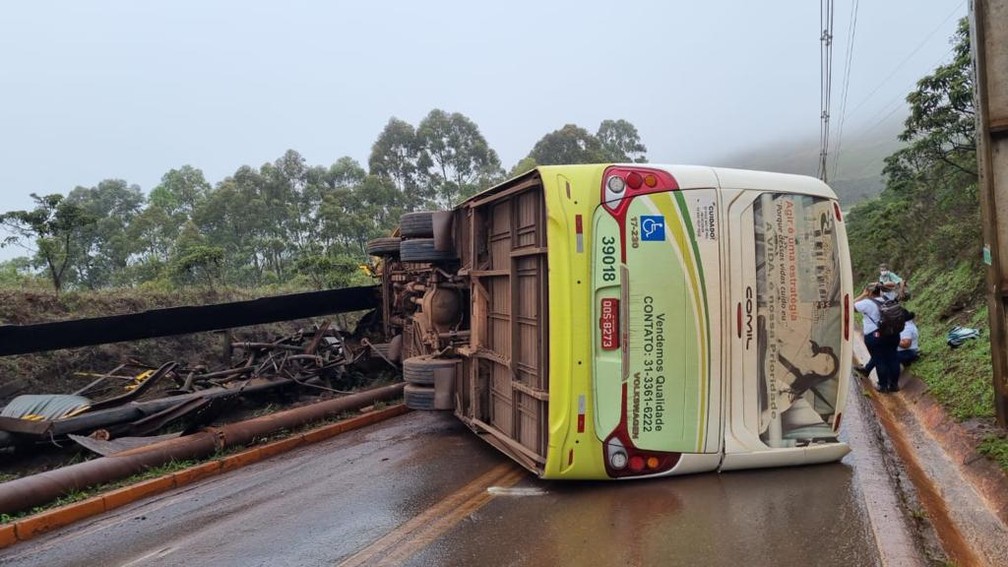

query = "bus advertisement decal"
752;194;843;448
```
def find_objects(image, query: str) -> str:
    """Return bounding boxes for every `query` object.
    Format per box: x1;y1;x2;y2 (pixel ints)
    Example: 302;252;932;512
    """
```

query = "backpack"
947;326;980;347
871;298;907;337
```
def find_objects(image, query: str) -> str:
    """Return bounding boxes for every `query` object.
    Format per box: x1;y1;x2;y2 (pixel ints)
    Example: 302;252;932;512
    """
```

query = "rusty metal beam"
0;383;405;515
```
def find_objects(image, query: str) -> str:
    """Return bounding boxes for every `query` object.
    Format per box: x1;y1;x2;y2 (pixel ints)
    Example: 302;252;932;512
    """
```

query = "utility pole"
971;0;1008;426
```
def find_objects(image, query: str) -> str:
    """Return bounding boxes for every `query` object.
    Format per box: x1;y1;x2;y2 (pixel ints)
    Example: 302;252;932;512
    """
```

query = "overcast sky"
0;0;966;214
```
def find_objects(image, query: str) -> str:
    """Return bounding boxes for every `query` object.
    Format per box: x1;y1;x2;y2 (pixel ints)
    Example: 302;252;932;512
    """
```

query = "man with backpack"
854;283;904;393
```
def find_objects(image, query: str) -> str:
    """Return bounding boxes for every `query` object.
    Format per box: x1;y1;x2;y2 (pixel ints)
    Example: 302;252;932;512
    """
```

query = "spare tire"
403;355;460;386
400;238;457;262
404;384;436;410
365;237;401;256
400;211;436;238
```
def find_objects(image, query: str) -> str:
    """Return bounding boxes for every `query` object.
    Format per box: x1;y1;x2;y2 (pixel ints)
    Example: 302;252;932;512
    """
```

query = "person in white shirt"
854;283;902;392
897;311;920;366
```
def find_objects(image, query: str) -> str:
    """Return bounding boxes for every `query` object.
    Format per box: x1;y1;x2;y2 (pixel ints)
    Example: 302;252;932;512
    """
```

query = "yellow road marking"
339;463;525;567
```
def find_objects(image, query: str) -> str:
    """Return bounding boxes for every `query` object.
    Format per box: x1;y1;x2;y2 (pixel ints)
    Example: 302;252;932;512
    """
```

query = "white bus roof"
648;165;838;199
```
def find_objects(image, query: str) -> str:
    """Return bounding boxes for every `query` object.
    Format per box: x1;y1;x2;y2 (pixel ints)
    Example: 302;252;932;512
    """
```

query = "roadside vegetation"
845;19;1008;470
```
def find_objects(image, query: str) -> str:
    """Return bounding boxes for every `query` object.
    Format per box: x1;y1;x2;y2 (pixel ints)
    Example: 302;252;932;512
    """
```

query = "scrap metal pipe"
0;382;405;515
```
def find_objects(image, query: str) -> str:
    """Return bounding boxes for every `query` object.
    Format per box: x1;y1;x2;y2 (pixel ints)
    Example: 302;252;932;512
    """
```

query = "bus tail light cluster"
602;166;679;215
604;435;678;478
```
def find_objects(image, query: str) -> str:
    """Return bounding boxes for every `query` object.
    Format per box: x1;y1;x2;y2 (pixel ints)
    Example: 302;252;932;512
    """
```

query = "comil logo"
600;298;620;350
745;286;754;350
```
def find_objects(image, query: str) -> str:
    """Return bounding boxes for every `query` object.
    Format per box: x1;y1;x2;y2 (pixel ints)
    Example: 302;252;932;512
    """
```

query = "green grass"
978;435;1008;470
865;260;1008;477
904;265;994;421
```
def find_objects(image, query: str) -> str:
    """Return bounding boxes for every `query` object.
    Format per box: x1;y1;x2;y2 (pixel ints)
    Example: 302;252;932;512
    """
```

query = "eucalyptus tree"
169;220;224;289
65;179;144;289
192;167;267;286
130;166;213;281
416;109;504;206
597;119;648;163
308;156;367;254
528;124;608;165
369;118;423;208
0;193;95;292
508;157;538;178
150;165;212;218
260;149;312;279
849;18;979;277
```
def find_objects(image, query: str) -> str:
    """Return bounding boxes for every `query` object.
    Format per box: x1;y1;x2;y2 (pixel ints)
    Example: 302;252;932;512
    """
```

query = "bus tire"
400;238;457;262
403;355;459;386
404;384;436;410
399;211;436;238
365;237;401;256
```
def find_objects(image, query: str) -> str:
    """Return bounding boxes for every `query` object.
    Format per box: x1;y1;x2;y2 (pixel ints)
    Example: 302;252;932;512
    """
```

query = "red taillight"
844;294;850;341
601;166;679;215
833;201;843;221
737;302;743;338
629;456;645;473
626;171;643;189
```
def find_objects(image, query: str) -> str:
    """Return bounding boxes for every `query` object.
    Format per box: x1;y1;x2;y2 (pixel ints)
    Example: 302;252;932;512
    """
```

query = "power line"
818;0;835;182
855;44;957;138
843;0;965;121
831;0;859;182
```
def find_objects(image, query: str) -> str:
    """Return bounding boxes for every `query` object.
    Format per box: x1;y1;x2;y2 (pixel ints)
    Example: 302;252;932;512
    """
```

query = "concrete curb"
842;375;926;566
852;340;1008;566
0;403;409;548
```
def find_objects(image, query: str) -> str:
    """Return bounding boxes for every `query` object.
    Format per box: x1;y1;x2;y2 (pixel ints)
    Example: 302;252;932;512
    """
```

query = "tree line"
845;18;978;283
0;113;647;292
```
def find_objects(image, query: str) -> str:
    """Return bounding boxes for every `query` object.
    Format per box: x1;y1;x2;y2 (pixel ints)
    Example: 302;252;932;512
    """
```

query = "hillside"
709;113;905;206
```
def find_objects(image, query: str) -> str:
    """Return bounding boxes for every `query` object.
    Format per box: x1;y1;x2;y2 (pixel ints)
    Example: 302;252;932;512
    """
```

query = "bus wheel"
404;384;435;410
400;238;457;262
403;355;460;386
399;211;436;238
366;237;401;256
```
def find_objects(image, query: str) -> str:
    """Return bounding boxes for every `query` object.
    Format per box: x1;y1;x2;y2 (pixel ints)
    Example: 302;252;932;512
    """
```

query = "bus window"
752;193;844;448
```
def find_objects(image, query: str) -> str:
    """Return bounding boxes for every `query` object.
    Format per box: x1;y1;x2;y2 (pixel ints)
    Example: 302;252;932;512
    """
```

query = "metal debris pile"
0;321;384;456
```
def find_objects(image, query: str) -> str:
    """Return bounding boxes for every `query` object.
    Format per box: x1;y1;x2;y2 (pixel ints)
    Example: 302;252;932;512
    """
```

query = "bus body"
372;164;852;480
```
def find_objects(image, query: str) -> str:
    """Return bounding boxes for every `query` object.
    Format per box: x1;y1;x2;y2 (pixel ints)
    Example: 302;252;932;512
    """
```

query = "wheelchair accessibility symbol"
640;215;665;241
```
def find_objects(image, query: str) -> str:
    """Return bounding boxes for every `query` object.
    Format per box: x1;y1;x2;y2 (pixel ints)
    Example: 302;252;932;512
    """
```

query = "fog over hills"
707;113;906;207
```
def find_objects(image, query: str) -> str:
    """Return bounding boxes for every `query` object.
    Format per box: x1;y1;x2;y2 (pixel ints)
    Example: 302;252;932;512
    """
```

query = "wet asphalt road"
1;409;885;567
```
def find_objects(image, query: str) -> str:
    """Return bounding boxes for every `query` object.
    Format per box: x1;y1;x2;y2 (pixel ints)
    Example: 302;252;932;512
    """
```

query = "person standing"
898;311;920;367
854;283;902;392
878;263;906;301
